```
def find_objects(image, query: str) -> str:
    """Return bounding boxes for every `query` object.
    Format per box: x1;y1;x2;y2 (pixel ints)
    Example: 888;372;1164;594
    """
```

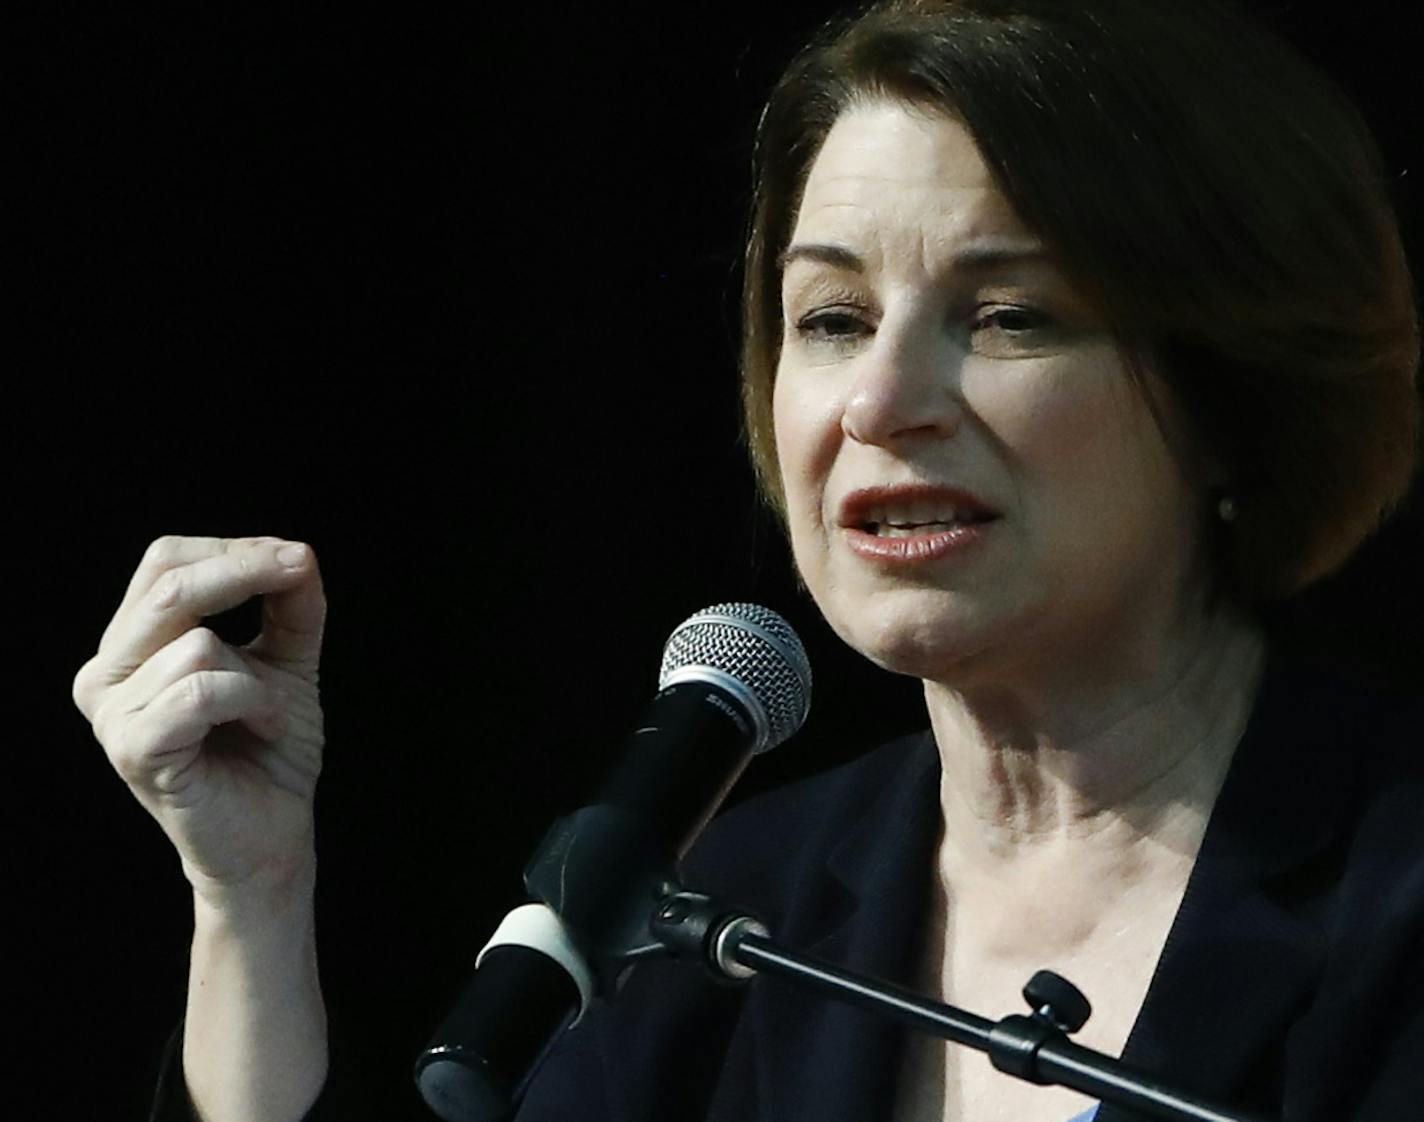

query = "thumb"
248;545;326;667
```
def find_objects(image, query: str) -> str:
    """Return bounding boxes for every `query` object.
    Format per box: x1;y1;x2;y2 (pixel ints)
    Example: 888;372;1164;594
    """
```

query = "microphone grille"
658;603;812;752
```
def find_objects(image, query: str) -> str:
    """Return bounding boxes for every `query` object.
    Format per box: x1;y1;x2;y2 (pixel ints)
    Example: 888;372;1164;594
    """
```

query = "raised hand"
73;535;327;906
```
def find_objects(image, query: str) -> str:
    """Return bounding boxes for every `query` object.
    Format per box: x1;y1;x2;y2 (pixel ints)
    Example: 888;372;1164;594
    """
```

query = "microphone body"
415;604;811;1122
416;912;586;1122
523;676;761;961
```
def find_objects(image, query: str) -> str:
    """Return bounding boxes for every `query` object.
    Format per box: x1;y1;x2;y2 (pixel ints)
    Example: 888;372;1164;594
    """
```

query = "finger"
77;537;278;713
92;627;264;736
98;540;316;677
116;536;285;618
248;547;326;665
109;669;282;791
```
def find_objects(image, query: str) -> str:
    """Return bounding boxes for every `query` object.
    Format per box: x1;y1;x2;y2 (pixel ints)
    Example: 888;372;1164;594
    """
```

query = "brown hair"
740;0;1419;604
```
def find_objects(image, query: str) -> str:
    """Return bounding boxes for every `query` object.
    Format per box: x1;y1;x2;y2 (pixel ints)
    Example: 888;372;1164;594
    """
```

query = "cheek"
772;374;836;518
966;359;1192;588
963;354;1155;494
772;374;851;594
964;359;1115;450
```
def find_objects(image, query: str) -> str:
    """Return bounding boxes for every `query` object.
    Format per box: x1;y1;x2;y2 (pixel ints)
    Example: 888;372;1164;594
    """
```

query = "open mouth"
837;484;1002;557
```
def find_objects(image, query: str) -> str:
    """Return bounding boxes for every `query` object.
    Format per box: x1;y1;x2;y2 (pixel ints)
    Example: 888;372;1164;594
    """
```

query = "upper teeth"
875;522;960;537
861;501;982;529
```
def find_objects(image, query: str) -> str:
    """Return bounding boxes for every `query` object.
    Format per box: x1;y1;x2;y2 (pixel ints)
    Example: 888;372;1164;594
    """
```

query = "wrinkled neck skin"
923;592;1266;892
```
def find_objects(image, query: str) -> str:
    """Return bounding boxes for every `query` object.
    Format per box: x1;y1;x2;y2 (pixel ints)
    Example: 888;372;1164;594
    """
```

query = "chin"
818;581;1001;683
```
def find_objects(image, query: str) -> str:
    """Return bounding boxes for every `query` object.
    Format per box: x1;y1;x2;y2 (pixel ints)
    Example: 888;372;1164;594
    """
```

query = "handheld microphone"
414;603;811;1122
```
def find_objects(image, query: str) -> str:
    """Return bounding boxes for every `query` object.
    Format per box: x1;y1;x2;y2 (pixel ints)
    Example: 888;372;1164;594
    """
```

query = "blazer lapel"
739;733;942;1122
1097;657;1363;1121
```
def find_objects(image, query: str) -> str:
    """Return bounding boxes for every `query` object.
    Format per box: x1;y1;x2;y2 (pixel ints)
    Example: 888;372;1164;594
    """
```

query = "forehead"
791;99;1033;260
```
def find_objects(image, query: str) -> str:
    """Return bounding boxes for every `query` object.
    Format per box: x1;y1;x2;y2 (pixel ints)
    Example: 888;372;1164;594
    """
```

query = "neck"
923;603;1266;868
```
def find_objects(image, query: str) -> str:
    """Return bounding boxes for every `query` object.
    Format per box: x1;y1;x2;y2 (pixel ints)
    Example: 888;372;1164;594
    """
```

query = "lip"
836;483;999;564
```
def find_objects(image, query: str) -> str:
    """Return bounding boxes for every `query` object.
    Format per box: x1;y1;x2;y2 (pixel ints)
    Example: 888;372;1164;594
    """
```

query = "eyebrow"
777;241;1050;274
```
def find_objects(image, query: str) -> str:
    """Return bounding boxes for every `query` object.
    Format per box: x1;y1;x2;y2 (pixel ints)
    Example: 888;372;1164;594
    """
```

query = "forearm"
182;869;329;1122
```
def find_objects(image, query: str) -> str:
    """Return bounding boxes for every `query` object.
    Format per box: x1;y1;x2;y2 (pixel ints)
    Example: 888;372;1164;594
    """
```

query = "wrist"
187;846;318;921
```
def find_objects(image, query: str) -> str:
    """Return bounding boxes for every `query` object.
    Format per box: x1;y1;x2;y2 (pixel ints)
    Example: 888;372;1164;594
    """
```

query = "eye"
968;304;1057;356
793;306;874;349
972;305;1050;335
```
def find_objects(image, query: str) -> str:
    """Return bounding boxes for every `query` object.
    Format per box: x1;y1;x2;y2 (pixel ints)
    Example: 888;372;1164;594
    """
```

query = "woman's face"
773;99;1209;685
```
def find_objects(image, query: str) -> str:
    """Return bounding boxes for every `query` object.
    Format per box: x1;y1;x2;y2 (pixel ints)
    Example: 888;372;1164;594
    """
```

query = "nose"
840;315;964;447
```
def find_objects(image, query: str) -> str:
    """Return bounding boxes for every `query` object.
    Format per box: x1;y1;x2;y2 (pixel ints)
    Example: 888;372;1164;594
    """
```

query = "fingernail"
277;544;308;568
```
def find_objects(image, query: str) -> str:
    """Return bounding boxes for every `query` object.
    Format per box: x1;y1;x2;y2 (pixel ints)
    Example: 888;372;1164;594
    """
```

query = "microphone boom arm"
650;889;1273;1122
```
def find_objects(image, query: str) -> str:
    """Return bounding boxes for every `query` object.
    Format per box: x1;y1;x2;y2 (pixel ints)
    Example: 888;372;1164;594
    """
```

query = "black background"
15;3;1419;1119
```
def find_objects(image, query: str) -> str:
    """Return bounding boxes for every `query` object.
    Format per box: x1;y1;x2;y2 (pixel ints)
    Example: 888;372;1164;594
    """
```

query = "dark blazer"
153;655;1422;1121
515;656;1422;1122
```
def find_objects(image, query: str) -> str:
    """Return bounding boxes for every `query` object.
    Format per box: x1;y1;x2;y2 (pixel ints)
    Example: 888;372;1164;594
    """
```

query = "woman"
74;1;1418;1120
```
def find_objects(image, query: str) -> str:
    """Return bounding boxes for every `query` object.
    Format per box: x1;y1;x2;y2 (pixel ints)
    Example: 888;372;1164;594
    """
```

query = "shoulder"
702;729;935;842
516;734;937;1121
1241;657;1424;1115
1251;652;1422;823
1212;652;1423;921
679;729;937;902
1227;651;1421;819
515;730;941;1121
